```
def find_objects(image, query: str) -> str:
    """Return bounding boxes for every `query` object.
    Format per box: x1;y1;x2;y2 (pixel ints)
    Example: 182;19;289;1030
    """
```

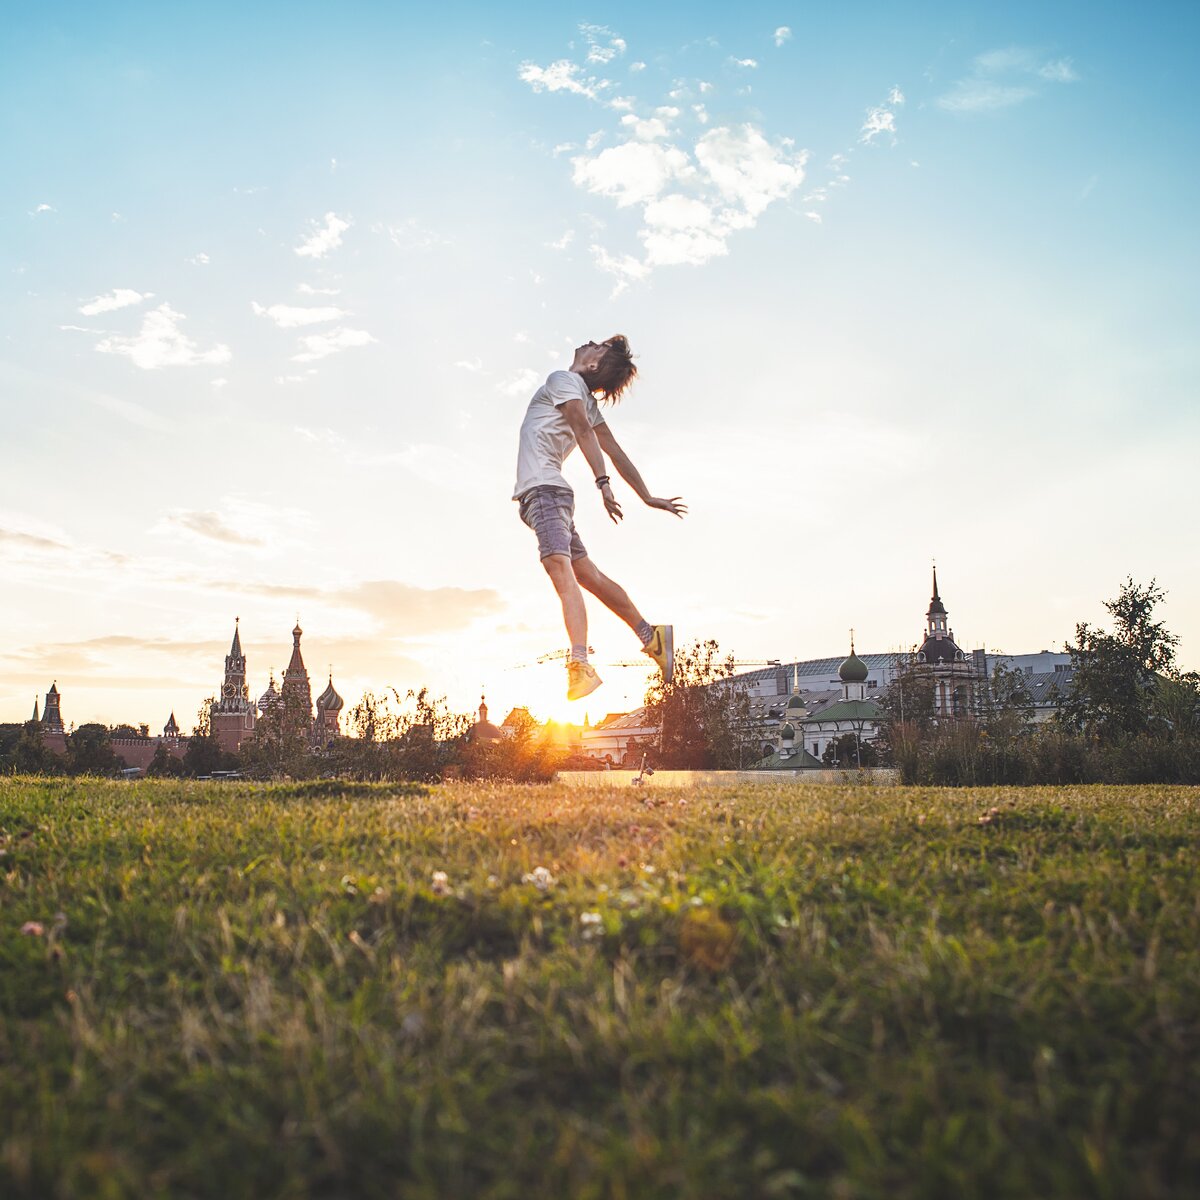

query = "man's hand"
646;496;687;518
600;482;624;523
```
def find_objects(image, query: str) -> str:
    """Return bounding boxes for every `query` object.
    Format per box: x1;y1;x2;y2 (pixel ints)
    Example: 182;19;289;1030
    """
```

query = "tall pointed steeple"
281;619;313;728
211;617;256;753
31;697;40;723
215;617;252;713
42;682;64;733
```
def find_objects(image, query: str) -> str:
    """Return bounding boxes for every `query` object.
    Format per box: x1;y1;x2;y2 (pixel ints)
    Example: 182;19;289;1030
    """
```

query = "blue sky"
2;1;1197;727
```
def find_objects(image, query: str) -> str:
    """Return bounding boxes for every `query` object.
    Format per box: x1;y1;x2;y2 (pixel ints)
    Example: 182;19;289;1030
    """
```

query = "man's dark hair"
592;334;638;401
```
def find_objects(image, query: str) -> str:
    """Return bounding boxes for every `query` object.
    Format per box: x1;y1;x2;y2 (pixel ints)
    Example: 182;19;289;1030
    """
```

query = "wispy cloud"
160;510;264;546
0;526;70;553
94;304;231;370
580;23;626;65
187;252;210;266
498;367;541;397
30;203;55;215
294;211;351;258
298;282;341;296
292;327;376;362
860;87;905;144
937;47;1078;113
79;288;152;316
251;301;346;328
774;27;792;48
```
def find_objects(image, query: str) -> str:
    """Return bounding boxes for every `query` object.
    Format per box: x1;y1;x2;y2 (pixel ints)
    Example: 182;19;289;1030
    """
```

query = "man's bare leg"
542;553;588;648
572;556;644;633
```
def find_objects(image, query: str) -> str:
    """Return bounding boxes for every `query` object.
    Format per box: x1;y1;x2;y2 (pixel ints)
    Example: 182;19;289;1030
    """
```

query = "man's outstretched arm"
560;399;624;523
595;422;687;517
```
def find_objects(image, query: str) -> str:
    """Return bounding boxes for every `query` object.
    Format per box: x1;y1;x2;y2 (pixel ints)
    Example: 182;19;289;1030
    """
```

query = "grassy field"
1;777;1197;1200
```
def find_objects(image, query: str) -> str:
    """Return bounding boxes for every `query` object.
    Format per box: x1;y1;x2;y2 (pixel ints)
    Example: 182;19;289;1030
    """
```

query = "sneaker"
642;624;674;684
567;660;602;701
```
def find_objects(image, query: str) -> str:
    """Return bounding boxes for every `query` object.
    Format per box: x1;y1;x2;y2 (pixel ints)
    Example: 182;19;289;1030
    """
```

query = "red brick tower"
211;619;256;753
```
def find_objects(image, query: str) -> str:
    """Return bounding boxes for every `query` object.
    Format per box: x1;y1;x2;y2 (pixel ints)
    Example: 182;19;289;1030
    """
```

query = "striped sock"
569;644;589;664
636;620;653;646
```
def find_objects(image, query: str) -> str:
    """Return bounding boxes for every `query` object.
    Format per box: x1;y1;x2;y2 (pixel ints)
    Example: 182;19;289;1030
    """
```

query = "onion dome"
317;674;343;713
780;722;796;742
839;648;869;684
258;672;281;710
472;695;504;743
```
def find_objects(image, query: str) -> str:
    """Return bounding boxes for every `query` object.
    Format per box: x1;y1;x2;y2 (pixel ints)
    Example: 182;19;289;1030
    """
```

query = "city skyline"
3;1;1197;727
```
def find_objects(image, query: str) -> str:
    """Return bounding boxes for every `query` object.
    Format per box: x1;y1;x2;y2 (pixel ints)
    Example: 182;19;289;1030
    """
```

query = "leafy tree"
67;723;122;776
238;690;316;779
1152;672;1200;738
146;742;185;778
9;721;56;775
644;639;755;769
183;699;237;777
334;688;471;781
1060;578;1181;741
821;732;878;768
980;662;1036;742
876;654;937;769
462;709;562;781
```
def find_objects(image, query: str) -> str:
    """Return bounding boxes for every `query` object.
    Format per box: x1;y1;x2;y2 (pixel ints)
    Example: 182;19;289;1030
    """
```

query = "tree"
183;699;236;777
643;639;756;769
238;690;316;779
1060;578;1181;741
333;688;471;781
821;732;878;768
1152;672;1200;738
67;723;122;776
462;709;562;781
980;662;1036;742
146;742;185;778
876;654;937;769
9;721;55;775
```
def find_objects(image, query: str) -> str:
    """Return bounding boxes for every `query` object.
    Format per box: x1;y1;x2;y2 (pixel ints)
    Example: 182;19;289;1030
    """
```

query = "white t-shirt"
512;370;606;500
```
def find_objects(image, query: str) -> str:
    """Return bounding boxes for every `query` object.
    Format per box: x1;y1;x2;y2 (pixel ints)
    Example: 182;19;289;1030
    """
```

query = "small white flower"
522;866;555;891
431;870;451;896
580;911;603;941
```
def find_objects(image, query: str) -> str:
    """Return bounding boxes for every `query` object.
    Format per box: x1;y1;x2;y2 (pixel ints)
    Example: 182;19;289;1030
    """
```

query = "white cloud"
292;326;376;363
379;217;447;251
696;125;806;219
529;34;807;286
298;283;341;296
454;357;484;372
31;203;55;215
590;245;652;296
731;57;758;69
498;368;540;397
519;59;608;102
94;304;231;370
79;288;152;316
860;85;905;144
581;23;626;64
774;27;792;47
251;301;346;328
211;378;228;388
1039;57;1079;83
938;46;1078;113
804;211;823;224
630;61;646;72
860;106;898;143
547;229;575;250
937;81;1036;113
294;212;351;258
572;141;693;207
188;252;210;265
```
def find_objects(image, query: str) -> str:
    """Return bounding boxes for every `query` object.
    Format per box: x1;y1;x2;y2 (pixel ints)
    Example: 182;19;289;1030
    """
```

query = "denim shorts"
517;486;587;561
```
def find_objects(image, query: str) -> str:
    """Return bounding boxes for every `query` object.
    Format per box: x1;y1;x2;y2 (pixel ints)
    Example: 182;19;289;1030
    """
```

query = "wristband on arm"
595;475;611;489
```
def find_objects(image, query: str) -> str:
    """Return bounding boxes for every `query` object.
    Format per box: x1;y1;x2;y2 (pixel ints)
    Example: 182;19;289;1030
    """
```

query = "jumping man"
513;335;685;701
